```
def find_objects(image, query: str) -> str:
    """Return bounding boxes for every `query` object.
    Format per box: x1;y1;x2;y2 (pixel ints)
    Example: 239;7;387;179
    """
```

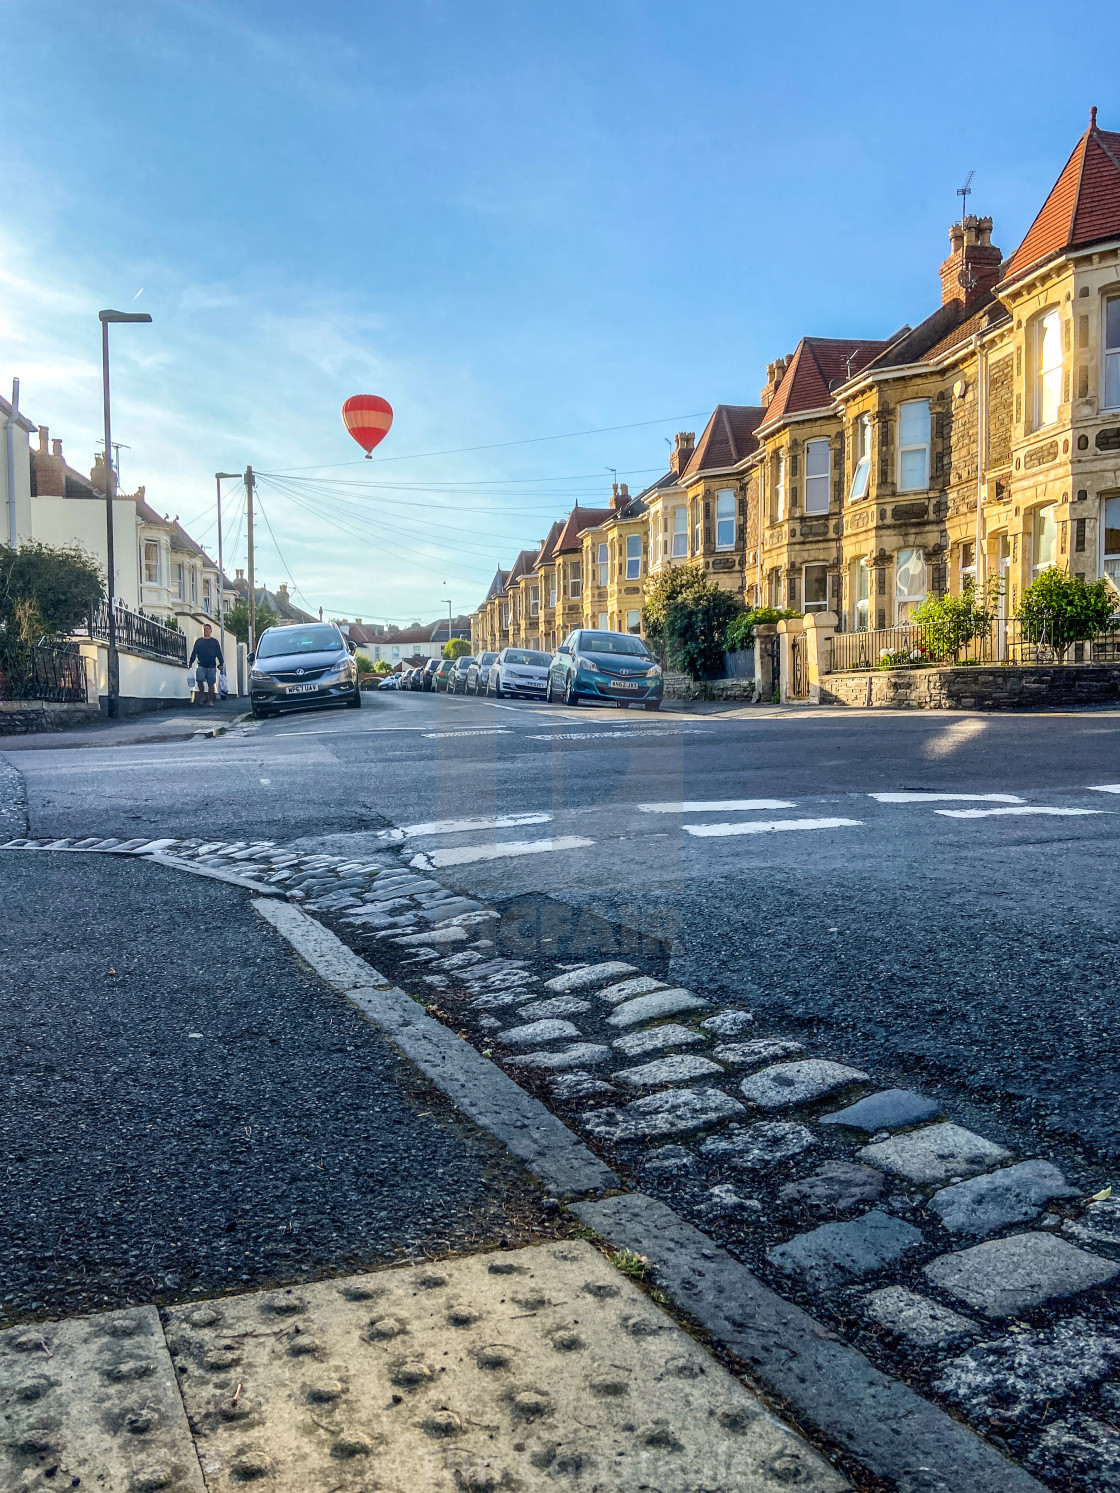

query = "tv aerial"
957;169;974;222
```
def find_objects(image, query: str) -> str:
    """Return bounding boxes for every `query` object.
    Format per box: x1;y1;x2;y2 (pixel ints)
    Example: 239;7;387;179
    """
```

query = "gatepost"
776;616;804;704
802;611;837;704
753;623;779;702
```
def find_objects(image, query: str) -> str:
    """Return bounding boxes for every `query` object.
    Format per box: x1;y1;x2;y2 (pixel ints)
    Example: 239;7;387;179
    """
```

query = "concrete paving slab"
612;1023;705;1058
612;1053;725;1088
861;1286;979;1348
820;1088;944;1133
0;1305;204;1492
929;1160;1077;1236
740;1060;869;1110
768;1210;925;1292
924;1232;1120;1316
713;1037;804;1069
165;1242;847;1492
543;962;638;993
606;989;709;1028
700;1121;817;1169
583;1086;745;1142
858;1122;1013;1185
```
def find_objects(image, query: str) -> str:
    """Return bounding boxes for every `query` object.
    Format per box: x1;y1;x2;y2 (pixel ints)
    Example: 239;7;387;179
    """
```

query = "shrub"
1016;567;1117;646
0;540;104;654
442;637;471;660
353;652;375;673
226;597;279;645
725;606;800;652
640;561;709;647
663;586;743;678
910;584;996;660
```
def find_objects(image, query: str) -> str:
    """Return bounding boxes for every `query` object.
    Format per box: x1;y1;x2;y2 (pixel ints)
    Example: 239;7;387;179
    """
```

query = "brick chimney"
760;357;791;409
669;432;695;476
90;451;109;494
939;216;1002;310
38;425;49;453
611;481;630;512
277;583;290;601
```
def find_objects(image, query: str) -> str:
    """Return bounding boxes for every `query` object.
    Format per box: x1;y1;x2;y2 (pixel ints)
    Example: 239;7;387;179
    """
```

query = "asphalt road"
0;850;542;1327
6;688;1120;1179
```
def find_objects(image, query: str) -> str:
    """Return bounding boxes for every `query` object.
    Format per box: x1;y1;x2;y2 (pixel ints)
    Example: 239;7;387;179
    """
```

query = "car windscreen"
505;650;551;666
481;653;497;664
257;626;344;658
456;657;475;668
577;632;650;657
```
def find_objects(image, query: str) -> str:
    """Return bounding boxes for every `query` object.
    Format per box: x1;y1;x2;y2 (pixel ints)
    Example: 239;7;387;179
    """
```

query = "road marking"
528;729;709;741
391;812;553;839
411;835;594;869
870;792;1026;804
684;817;863;837
422;728;513;738
637;799;796;813
934;806;1104;819
1089;784;1120;794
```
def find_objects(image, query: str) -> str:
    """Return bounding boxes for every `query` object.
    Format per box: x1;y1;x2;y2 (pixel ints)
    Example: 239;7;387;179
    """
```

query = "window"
804;441;830;514
549;575;557;606
175;562;185;600
569;563;581;599
804;563;828;611
849;416;871;500
202;578;212;614
530;584;539;617
1105;297;1120;409
854;559;870;630
1032;504;1057;577
143;542;159;584
626;609;641;633
391;646;400;660
598;612;609;632
715;489;736;547
774;451;786;520
898;400;931;492
1036;310;1062;427
1104;496;1120;589
190;568;197;604
895;548;928;621
671;506;688;557
625;534;641;578
960;541;976;591
597;542;609;587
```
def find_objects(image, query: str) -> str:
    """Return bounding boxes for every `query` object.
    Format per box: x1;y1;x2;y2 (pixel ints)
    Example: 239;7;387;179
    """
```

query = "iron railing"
87;603;188;664
828;619;1120;673
0;643;89;703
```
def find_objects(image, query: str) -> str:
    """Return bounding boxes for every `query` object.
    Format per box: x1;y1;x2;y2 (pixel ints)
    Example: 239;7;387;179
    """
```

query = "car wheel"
493;676;504;699
564;675;579;707
348;684;362;709
644;700;661;711
251;703;270;719
545;677;554;704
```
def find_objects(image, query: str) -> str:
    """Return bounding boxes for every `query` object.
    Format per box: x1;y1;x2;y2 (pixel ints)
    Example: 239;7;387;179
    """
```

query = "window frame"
175;562;185;600
854;558;871;631
568;562;581;600
803;562;828;612
804;440;830;515
625;608;641;634
670;506;688;558
529;584;539;618
1032;503;1057;578
1104;295;1120;410
597;542;609;587
625;534;642;578
1104;494;1120;590
774;451;786;521
894;547;929;622
897;399;931;493
1035;309;1062;428
849;415;871;501
715;488;736;548
143;541;159;584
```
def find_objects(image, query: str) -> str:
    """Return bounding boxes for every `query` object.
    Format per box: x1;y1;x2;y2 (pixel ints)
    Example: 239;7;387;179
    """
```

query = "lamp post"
214;473;239;680
99;309;151;718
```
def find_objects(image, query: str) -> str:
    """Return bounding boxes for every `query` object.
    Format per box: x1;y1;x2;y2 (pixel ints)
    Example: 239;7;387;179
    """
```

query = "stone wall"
0;700;101;735
819;664;1120;711
662;671;756;703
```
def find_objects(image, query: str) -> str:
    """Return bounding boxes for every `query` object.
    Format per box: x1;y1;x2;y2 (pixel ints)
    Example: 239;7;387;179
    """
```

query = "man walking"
188;624;224;706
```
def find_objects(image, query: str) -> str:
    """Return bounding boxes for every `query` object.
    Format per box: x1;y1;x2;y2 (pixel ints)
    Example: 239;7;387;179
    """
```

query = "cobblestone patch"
739;1060;869;1111
776;1162;885;1218
819;1088;944;1133
929;1161;1077;1236
700;1122;817;1170
501;1018;583;1046
713;1037;805;1069
699;1010;756;1036
935;1318;1120;1419
583;1087;746;1142
768;1210;925;1292
544;961;638;992
612;1023;705;1058
861;1285;980;1348
859;1122;1013;1185
612;1054;724;1089
1064;1196;1120;1248
606;989;709;1028
925;1232;1120;1316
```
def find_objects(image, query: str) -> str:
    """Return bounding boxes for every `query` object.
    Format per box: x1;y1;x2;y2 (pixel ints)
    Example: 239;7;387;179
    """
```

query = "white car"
487;647;551;699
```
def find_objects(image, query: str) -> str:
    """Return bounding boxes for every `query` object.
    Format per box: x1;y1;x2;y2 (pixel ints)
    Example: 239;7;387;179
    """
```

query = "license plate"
286;683;319;694
613;681;641;690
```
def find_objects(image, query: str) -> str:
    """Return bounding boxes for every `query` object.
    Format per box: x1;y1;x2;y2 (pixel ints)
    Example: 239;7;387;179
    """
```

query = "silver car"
487;647;551;699
466;651;498;694
249;622;361;719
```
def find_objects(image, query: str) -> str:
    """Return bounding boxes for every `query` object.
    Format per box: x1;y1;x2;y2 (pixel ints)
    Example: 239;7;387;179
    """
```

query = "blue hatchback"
546;629;663;709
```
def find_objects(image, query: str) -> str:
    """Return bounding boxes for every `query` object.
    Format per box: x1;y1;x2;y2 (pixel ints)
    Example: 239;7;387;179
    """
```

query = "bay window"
143;541;159;584
626;609;641;633
849;416;871;500
671;506;688;557
716;489;736;547
625;534;641;579
1105;297;1120;409
895;548;928;621
898;400;931;492
175;562;185;600
569;563;581;599
1035;310;1062;427
804;440;830;514
1104;496;1120;589
598;611;609;631
530;584;539;617
773;451;786;521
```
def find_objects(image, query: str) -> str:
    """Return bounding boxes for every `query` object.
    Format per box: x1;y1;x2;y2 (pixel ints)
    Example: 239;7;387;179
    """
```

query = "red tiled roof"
551;505;613;554
759;338;890;428
534;520;565;568
505;548;539;585
1003;115;1120;285
680;405;765;479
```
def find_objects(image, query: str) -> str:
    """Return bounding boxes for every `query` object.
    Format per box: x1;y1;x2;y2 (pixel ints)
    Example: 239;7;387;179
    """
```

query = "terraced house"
472;113;1120;655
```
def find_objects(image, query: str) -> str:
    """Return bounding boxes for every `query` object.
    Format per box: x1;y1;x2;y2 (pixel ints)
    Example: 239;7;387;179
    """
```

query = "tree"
911;584;996;661
640;561;709;648
0;540;104;655
1016;567;1117;647
225;596;279;645
353;652;375;673
443;637;471;660
663;586;744;678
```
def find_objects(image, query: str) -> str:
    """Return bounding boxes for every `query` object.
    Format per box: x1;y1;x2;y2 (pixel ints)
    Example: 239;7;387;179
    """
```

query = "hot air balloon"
342;395;394;458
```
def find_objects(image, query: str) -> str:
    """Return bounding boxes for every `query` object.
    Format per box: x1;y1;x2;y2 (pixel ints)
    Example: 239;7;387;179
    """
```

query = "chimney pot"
38;426;49;453
51;438;63;458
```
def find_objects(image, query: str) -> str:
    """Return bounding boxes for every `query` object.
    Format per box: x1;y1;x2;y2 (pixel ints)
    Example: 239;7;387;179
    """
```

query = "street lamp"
214;473;240;677
99;309;152;718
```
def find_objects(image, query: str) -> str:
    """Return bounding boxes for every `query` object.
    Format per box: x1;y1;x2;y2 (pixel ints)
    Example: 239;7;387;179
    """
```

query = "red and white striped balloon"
342;395;394;458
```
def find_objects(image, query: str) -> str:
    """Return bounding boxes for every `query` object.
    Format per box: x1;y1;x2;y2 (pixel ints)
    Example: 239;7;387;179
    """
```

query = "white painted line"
422;729;513;739
637;799;796;814
1089;784;1120;794
869;792;1026;804
934;806;1104;819
414;835;594;868
395;811;552;839
528;730;709;741
684;818;862;838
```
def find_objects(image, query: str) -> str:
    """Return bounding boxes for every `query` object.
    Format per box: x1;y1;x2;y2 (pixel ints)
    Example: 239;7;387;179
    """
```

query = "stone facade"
820;665;1120;711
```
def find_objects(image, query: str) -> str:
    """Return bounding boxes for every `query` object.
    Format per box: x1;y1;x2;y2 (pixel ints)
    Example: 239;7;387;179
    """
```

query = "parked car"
433;658;456;692
377;674;399;690
409;666;426;691
466;651;498;695
449;655;476;694
249;622;361;719
546;628;662;709
487;647;551;699
421;658;442;691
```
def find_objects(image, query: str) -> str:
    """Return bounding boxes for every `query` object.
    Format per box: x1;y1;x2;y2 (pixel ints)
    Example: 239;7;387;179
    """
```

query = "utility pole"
215;473;240;674
244;464;256;654
5;377;19;548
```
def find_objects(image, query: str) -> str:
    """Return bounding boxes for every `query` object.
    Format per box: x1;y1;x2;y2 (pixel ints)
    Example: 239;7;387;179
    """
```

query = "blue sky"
0;0;1113;624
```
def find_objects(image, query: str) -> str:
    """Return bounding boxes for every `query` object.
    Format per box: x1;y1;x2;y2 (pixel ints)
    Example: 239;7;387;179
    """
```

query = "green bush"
725;606;800;652
226;596;279;645
910;584;996;660
354;652;375;673
1016;567;1117;646
663;587;743;678
0;540;104;655
640;561;710;648
442;637;471;660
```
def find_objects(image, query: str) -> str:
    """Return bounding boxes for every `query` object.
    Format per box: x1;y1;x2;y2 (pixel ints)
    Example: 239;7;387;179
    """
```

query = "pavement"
3;688;1120;1490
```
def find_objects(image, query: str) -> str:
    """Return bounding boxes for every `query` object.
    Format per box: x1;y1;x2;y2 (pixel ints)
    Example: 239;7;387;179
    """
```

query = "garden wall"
819;665;1120;710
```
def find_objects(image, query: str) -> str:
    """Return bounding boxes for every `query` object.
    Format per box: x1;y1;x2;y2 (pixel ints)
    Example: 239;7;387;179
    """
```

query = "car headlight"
250;669;271;683
576;656;599;671
645;664;662;677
